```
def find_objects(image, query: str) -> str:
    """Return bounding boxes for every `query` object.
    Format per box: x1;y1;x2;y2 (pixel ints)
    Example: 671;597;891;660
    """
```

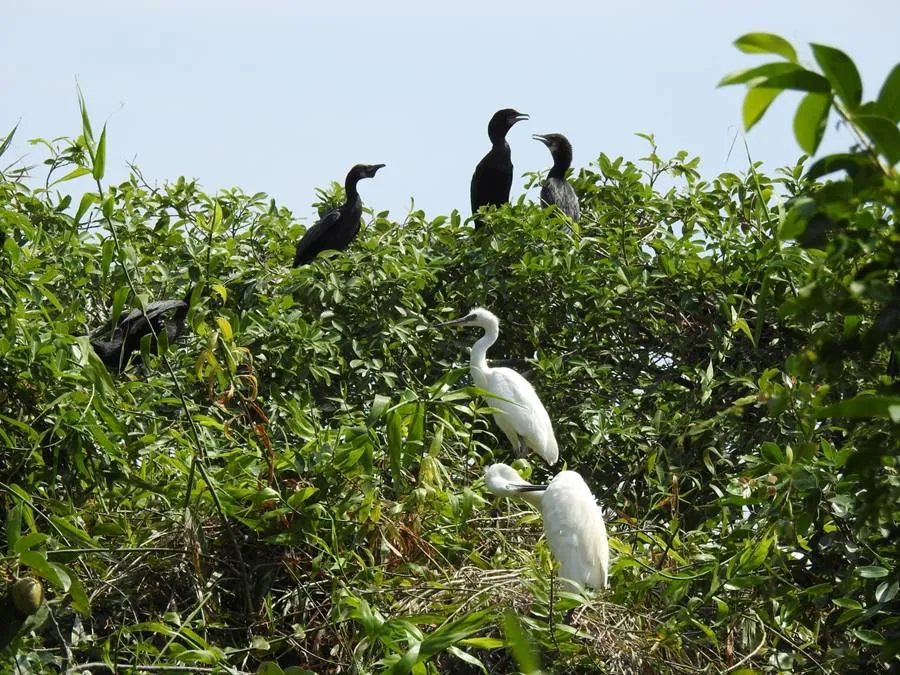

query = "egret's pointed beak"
436;315;472;328
514;484;549;492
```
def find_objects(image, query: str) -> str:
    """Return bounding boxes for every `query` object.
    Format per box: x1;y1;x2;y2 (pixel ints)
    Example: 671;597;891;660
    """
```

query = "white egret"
439;308;559;465
484;463;609;590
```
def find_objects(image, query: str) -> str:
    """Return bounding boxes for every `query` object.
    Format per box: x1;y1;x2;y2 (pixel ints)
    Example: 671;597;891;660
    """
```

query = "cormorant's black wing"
541;179;580;221
293;209;341;267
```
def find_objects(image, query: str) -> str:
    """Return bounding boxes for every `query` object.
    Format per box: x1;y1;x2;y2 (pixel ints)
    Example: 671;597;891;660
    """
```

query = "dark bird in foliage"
91;287;193;372
470;108;529;228
292;163;385;267
533;133;580;222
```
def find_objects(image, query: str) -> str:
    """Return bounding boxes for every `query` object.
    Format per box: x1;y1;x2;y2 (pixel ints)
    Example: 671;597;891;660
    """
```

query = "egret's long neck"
469;323;498;375
516;489;544;509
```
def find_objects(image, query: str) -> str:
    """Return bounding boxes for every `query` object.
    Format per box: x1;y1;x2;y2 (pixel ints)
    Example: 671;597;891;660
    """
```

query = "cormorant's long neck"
470;322;498;373
344;175;361;203
548;148;573;179
488;125;510;149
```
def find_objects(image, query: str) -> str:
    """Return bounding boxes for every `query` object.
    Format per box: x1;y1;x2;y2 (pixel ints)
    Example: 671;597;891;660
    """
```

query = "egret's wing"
541;472;609;590
487;368;558;464
293;209;341;267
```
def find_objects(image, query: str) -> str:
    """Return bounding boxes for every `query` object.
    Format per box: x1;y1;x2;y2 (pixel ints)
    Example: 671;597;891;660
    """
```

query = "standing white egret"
439;308;559;465
484;463;609;590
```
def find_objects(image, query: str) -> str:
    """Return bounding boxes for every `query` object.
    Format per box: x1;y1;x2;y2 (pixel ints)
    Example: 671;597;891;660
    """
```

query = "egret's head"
484;463;547;506
484;463;529;496
437;307;499;330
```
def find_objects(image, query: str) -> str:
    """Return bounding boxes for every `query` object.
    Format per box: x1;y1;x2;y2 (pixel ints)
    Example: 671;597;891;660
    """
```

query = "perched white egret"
484;463;609;590
439;308;559;465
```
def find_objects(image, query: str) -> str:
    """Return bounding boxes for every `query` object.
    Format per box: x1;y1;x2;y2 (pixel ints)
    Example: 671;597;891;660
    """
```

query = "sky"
3;1;898;227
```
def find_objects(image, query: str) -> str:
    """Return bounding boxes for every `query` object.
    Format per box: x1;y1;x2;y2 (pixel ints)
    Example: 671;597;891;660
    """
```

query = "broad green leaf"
734;33;798;62
876;581;898;604
804;152;872;179
502;612;540;675
216;317;233;341
92;123;107;180
6;503;23;556
853;628;885;645
50;166;92;187
793;93;831;154
855;114;900;164
74;192;99;225
13;533;49;554
811;43;862;108
743;88;782;130
817;395;900;422
857;565;888;579
876;63;900;123
756;70;831;94
719;62;805;87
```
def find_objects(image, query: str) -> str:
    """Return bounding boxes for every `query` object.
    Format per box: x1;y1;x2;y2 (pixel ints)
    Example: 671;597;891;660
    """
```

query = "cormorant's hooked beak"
532;134;551;146
366;163;386;177
436;312;476;328
511;112;529;125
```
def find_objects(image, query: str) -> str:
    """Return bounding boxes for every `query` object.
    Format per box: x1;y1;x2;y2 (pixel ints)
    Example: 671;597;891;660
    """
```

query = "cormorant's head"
488;108;528;141
348;163;386;181
532;133;572;158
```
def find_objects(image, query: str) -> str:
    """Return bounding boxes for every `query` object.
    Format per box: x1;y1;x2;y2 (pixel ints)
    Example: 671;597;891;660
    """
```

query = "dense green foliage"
1;33;897;674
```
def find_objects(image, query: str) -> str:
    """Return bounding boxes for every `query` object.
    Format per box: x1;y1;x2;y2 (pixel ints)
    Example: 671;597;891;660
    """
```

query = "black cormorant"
470;108;528;228
533;133;580;222
292;163;385;267
91;288;192;372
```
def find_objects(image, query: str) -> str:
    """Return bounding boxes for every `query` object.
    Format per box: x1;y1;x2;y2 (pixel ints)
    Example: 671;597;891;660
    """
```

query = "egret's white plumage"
440;308;558;465
484;463;609;590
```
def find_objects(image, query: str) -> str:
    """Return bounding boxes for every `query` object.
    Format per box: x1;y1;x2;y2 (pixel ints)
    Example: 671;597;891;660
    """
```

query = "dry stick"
93;175;252;614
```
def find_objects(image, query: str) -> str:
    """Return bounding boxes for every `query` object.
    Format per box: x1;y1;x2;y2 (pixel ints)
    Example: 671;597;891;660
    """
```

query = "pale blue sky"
3;1;898;224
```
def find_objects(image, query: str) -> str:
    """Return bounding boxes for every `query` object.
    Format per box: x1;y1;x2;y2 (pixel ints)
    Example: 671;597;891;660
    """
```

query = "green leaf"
50;166;91;187
743;88;782;130
811;43;862;108
6;503;23;556
77;85;94;151
13;533;49;554
92;123;107;180
858;565;888;579
387;409;404;487
832;597;862;610
74;192;99;226
793;93;831;154
805;152;873;179
502;612;540;675
876;63;900;123
855;114;900;164
734;33;798;62
876;581;898;603
817;395;900;422
0;122;19;159
719;62;806;87
756;70;831;93
853;628;885;646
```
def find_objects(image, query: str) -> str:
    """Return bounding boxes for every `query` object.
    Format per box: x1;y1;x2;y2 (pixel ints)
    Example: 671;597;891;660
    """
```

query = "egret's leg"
516;436;528;458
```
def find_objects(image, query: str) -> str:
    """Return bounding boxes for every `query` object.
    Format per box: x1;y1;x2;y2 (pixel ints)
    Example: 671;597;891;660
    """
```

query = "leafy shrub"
0;33;897;674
